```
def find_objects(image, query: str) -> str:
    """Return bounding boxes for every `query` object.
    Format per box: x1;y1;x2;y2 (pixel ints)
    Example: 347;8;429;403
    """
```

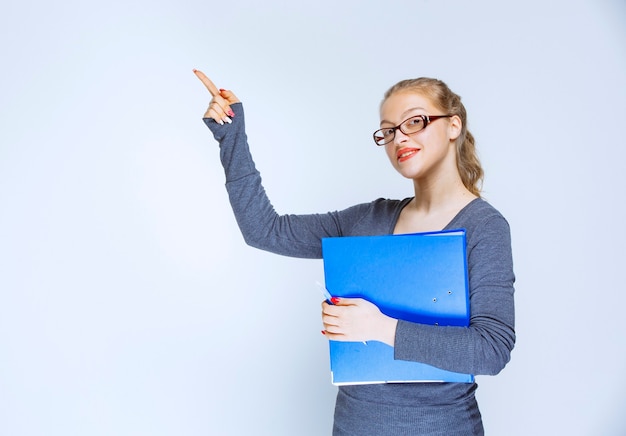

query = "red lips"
396;147;420;162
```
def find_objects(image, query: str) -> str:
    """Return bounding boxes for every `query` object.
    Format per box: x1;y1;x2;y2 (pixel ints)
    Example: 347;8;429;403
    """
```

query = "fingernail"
330;297;340;304
219;88;227;92
217;119;224;125
223;116;232;124
321;330;326;335
192;68;197;73
227;109;235;117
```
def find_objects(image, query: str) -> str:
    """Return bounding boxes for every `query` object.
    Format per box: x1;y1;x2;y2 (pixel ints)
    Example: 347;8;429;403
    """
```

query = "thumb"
219;88;240;104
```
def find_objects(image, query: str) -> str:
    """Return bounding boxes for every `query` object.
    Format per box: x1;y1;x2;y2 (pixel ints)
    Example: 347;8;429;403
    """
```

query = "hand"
322;297;398;346
193;69;240;125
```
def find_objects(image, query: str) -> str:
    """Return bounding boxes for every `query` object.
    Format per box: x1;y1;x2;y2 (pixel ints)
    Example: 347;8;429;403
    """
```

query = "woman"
194;69;515;435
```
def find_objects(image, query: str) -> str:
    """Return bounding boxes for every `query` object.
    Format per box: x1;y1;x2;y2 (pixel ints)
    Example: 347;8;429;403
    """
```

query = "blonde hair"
382;78;483;197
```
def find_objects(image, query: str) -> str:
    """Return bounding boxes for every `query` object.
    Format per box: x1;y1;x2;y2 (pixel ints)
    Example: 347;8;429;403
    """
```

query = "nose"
393;127;410;145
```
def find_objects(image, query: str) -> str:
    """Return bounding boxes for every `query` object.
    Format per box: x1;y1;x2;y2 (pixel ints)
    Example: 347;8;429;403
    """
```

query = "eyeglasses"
372;115;452;146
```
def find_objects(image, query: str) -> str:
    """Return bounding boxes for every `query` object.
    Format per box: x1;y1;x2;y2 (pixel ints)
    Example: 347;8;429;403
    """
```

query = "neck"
410;174;476;213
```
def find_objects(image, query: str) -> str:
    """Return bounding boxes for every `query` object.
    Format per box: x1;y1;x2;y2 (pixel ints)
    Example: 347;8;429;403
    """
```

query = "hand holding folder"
321;229;474;385
320;287;400;346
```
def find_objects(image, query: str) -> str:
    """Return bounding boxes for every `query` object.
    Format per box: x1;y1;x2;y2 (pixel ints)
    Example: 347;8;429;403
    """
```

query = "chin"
394;164;423;180
396;170;420;181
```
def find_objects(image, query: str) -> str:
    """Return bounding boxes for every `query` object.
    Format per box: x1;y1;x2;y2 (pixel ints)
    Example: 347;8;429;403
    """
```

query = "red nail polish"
227;109;235;117
331;297;340;304
219;88;227;92
321;330;326;335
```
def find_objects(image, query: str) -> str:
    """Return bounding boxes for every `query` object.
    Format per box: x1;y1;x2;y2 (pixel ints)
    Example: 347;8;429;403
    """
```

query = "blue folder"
321;229;474;385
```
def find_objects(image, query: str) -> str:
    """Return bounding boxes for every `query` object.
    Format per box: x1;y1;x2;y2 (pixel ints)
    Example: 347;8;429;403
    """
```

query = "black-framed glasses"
373;115;452;146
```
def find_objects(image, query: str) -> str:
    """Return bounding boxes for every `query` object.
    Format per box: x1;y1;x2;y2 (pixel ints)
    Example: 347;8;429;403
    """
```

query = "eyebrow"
380;106;427;126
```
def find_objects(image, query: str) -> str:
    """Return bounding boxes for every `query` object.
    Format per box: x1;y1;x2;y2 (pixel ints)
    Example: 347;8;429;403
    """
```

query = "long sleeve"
203;103;374;258
394;210;516;376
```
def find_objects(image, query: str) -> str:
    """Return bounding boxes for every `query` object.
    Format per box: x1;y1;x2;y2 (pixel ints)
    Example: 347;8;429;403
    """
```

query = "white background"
1;1;625;435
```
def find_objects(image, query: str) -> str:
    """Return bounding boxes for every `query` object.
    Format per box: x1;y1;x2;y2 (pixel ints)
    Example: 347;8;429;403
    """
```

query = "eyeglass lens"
374;116;427;145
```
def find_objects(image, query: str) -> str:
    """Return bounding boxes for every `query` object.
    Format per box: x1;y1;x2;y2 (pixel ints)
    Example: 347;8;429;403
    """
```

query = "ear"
448;115;462;142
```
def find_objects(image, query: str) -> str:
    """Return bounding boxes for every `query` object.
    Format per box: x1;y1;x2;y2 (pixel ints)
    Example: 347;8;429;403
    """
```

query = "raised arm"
193;70;363;258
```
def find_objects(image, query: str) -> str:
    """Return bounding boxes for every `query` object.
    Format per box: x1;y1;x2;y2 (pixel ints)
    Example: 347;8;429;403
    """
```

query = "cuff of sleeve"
202;102;244;139
393;319;430;362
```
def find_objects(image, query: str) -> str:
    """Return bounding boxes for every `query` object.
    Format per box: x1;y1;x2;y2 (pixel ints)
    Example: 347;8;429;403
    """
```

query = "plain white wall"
1;1;625;435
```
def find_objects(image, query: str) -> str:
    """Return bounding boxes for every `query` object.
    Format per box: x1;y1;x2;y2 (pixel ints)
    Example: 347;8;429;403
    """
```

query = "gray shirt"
204;103;515;435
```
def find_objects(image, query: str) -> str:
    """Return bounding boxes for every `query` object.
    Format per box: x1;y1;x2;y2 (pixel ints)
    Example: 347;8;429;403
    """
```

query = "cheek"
422;128;448;148
384;145;397;164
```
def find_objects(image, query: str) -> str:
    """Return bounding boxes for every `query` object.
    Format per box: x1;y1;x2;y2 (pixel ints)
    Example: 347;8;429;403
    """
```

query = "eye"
382;128;395;136
406;117;424;127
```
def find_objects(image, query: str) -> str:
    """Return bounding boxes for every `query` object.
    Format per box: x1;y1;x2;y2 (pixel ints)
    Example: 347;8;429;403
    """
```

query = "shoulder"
454;198;509;229
340;197;409;216
462;197;505;218
451;198;512;248
371;197;412;214
459;199;515;286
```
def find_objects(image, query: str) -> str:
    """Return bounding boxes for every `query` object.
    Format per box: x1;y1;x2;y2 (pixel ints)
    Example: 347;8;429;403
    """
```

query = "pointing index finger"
193;69;220;97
